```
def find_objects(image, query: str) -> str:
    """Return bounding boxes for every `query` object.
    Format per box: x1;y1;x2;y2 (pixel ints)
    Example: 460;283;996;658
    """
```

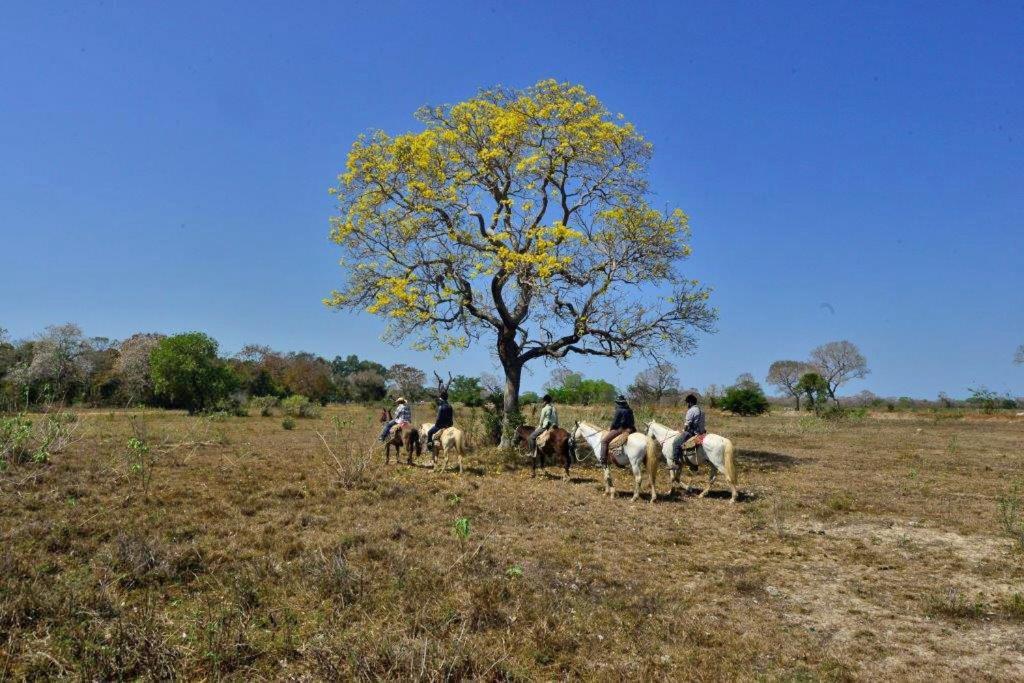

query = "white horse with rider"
645;420;739;503
572;421;660;502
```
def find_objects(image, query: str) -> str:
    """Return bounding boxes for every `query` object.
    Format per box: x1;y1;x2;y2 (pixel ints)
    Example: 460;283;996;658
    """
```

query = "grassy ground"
1;404;1023;680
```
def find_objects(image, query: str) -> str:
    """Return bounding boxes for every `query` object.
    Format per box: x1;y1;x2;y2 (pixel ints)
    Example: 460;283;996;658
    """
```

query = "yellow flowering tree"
326;79;716;442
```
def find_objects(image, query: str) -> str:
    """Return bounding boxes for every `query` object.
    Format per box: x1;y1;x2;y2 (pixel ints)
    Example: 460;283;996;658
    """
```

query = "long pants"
598;427;633;464
672;430;704;467
379;419;397;441
528;426;546;452
426;424;449;449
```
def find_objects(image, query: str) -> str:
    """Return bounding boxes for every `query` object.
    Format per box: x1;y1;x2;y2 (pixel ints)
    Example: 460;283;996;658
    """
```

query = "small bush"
280;395;322;418
720;386;769;416
249;395;278;417
998;485;1024;551
925;588;986;620
282;417;296;430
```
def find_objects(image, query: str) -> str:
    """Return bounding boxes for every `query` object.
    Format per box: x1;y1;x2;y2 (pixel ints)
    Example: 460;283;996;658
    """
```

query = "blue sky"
1;1;1021;398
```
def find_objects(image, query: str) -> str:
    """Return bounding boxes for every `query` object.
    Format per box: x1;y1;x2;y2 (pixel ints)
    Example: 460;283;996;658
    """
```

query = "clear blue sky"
1;1;1021;399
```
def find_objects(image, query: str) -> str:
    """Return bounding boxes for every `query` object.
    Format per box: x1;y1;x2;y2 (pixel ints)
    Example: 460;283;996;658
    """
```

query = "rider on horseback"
425;391;454;454
528;394;558;458
378;397;412;443
672;393;706;468
598;395;635;465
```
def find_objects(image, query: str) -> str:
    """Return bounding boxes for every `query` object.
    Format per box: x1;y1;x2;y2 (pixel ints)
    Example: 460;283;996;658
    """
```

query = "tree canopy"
326;79;716;443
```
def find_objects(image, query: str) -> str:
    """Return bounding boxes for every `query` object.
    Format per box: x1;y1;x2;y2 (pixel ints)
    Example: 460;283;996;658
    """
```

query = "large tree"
766;360;811;410
325;80;716;444
809;340;869;406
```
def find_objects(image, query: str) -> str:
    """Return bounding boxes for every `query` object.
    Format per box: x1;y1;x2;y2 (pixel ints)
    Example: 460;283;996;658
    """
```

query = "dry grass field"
2;404;1023;680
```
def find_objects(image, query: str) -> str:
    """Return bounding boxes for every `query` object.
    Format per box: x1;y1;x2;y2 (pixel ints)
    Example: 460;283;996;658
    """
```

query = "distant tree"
937;391;955;409
281;353;334;403
733;373;759;390
544;367;577;391
20;323;93;402
809;340;870;406
703;384;722;409
627;362;679;404
1015;344;1024;365
719;379;769;416
766;360;810;410
548;372;617;405
386;363;427;400
331;354;387;380
116;333;165;404
795;372;830;413
520;391;540;405
150;333;237;413
449;375;485;406
347;369;387;402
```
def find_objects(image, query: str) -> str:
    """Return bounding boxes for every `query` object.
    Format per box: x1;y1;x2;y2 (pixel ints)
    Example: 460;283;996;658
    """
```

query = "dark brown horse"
384;423;421;465
515;425;574;479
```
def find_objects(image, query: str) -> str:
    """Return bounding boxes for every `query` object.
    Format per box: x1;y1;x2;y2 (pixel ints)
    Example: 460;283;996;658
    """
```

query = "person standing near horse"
598;395;636;465
379;397;412;443
528;394;558;458
671;393;706;468
425;390;454;454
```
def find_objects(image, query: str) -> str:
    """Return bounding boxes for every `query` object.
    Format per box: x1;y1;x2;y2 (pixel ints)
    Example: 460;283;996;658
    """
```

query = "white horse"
645;420;739;503
419;423;467;474
572;421;660;502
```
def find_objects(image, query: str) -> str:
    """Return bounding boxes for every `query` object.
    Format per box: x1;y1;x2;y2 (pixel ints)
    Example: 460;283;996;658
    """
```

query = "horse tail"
646;435;659;499
723;437;738;487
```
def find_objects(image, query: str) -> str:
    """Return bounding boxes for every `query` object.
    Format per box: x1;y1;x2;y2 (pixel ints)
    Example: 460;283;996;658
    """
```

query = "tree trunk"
794;393;801;411
499;361;521;448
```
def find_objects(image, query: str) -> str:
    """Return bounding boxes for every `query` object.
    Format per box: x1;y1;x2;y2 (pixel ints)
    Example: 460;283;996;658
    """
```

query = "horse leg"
699;466;717;498
631;463;642;502
440;443;450;475
562;446;570;482
457;443;463;475
604;465;614;498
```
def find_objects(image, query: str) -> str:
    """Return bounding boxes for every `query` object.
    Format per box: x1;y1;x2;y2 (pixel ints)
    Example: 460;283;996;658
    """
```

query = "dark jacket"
610;405;635;430
435;400;454;428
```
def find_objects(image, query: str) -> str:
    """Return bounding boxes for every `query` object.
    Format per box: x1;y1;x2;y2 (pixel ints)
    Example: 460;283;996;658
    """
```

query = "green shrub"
720;386;769;416
1;414;34;465
249;396;278;417
280;395;322;418
282;417;296;430
150;333;237;414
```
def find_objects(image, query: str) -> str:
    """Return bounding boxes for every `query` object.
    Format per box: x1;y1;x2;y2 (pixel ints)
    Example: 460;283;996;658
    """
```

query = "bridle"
645;421;678;447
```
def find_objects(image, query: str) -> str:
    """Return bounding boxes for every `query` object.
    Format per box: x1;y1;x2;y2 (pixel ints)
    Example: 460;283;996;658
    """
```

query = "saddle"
682;433;706;451
535;427;559;450
607;431;632;459
387;421;412;440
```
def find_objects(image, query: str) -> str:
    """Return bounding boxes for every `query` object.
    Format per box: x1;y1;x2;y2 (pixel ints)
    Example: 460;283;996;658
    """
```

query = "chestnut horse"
514;425;574;479
383;423;420;465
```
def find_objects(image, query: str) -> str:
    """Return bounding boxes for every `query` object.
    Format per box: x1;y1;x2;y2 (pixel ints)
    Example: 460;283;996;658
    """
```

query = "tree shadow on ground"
739;449;804;471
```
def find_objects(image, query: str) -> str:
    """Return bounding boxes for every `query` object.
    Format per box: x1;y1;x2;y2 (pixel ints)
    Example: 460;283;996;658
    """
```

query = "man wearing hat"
598;394;636;465
379;396;413;442
672;393;706;467
527;394;559;458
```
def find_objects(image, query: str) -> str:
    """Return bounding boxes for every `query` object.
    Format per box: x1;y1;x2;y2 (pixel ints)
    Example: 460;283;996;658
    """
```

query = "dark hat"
542;393;553;403
614;394;628;404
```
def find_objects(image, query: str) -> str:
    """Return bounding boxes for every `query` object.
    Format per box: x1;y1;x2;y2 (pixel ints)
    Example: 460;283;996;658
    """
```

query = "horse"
419;423;467;474
383;422;420;466
645;420;739;503
572;421;660;502
515;425;574;480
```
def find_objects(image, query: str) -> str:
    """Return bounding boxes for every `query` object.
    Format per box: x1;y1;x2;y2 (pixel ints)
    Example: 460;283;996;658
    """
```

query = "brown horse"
384;423;420;465
516;425;575;479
